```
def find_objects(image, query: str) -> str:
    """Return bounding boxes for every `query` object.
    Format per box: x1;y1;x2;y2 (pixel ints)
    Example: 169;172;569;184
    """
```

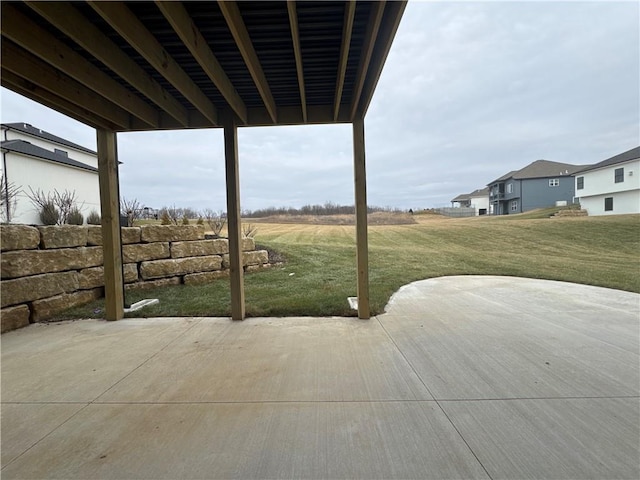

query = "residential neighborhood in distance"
1;122;100;225
450;146;640;216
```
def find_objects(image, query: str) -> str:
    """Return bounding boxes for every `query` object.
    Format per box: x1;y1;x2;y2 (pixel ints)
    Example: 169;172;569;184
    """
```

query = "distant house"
488;160;589;215
450;193;471;208
450;188;489;215
573;147;640;216
1;122;100;225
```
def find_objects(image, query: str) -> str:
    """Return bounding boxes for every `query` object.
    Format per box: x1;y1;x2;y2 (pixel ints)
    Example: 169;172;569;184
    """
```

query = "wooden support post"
96;129;124;321
353;117;370;319
224;116;245;320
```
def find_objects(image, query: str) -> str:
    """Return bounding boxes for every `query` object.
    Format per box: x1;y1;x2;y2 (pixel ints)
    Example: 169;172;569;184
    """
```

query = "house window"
576;177;584;190
507;183;513;193
614;168;624;183
549;178;559;187
604;197;613;211
510;200;518;212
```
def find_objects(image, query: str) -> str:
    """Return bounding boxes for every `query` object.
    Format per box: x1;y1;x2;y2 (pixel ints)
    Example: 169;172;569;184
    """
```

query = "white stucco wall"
579;190;640;216
575;159;640;215
2;152;100;225
469;195;489;215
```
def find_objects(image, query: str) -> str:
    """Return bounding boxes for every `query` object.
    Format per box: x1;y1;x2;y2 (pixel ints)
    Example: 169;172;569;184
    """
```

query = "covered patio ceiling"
1;1;406;130
0;1;407;321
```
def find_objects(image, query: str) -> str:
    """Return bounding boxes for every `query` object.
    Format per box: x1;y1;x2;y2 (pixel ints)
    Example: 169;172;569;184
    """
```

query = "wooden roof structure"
1;1;405;130
1;1;407;321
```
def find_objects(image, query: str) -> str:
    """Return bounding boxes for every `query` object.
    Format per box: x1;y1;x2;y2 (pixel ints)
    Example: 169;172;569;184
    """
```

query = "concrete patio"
2;276;639;479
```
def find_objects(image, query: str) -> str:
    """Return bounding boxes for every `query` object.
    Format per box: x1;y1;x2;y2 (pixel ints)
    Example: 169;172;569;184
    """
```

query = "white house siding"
3;152;100;225
575;159;640;216
469;195;489;215
3;130;97;168
580;190;639;216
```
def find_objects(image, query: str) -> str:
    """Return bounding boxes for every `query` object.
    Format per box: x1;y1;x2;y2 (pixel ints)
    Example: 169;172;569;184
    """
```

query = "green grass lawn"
55;213;640;320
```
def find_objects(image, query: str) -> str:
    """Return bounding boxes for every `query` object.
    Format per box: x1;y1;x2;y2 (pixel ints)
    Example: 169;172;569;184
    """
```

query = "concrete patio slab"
441;397;640;480
1;402;489;479
0;403;86;466
97;317;431;403
1;276;638;479
1;318;198;402
380;276;640;400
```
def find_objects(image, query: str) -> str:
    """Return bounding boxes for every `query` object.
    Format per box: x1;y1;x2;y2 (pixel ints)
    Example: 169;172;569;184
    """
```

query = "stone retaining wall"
1;225;270;333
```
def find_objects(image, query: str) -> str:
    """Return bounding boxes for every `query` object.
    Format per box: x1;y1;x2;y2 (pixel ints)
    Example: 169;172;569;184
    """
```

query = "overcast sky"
1;1;638;211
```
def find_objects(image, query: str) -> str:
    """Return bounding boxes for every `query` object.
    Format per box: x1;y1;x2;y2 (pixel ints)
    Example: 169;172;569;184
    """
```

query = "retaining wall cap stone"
0;225;40;251
38;225;88;249
140;225;205;243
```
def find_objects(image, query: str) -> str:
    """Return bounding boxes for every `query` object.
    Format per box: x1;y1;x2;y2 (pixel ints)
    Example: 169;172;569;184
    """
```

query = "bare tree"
120;197;142;227
203;208;226;237
1;173;21;223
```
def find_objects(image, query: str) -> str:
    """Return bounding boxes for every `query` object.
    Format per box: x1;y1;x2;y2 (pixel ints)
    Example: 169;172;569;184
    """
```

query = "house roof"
0;1;406;131
452;187;489;203
488;160;590;185
468;187;490;197
573;146;640;174
451;193;470;202
1;122;96;155
1;139;98;173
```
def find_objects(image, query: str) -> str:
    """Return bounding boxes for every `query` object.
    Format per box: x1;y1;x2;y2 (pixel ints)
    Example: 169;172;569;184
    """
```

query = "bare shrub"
160;210;172;225
87;210;101;225
121;197;142;227
203;208;226;237
0;173;21;223
27;188;84;225
40;201;59;225
67;208;84;225
242;223;257;238
181;214;190;225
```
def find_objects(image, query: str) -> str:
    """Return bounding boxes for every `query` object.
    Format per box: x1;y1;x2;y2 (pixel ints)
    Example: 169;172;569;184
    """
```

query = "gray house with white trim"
488;160;590;215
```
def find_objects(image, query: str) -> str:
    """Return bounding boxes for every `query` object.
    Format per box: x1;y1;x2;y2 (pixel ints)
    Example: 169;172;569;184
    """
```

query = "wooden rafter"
1;40;131;130
349;1;386;120
25;1;189;128
1;69;119;131
155;1;247;124
2;3;156;129
287;1;307;123
218;0;277;123
88;1;217;125
334;0;356;121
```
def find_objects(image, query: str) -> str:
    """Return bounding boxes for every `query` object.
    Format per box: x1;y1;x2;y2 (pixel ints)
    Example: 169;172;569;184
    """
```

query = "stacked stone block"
1;224;269;333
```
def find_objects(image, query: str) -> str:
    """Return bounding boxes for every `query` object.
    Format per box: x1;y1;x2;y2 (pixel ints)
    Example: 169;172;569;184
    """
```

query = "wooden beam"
25;1;189;128
218;0;277;123
1;40;131;130
1;69;119;131
1;4;156;129
349;1;386;121
357;1;408;117
223;115;245;320
287;1;307;123
89;1;217;125
155;1;247;125
353;117;370;319
97;129;125;321
334;0;356;122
